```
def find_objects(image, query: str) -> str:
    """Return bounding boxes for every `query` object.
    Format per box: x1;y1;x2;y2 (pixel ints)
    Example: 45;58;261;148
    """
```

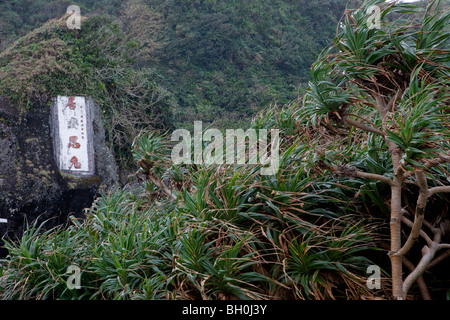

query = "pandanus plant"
301;0;450;299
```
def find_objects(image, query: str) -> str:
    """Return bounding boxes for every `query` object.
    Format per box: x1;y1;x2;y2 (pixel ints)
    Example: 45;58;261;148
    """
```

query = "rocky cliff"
0;96;118;256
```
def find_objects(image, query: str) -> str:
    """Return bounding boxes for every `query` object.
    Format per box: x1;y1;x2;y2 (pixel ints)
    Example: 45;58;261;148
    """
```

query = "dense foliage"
300;0;450;299
0;0;448;300
0;101;385;299
0;0;355;129
0;13;174;167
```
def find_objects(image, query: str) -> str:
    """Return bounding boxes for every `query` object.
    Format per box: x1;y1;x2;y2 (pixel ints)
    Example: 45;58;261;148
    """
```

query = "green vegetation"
301;0;450;299
0;0;361;169
148;0;349;128
0;99;383;299
0;0;449;300
0;0;355;130
0;13;174;167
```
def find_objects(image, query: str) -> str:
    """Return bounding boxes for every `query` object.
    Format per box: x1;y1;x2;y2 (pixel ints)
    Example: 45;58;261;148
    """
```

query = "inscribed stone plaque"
52;96;94;176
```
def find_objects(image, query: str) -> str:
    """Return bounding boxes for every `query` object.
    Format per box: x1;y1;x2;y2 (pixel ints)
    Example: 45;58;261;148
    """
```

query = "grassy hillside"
147;0;350;128
0;0;355;129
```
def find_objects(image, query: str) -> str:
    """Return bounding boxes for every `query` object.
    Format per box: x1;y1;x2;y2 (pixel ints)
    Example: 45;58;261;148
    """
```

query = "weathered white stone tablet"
52;96;95;176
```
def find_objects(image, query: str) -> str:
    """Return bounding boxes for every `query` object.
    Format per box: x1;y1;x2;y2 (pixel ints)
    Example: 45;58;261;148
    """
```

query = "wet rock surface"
0;96;118;257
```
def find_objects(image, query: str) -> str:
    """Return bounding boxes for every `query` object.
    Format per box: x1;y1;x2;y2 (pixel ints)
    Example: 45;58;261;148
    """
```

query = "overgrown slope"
0;13;174;169
0;0;357;129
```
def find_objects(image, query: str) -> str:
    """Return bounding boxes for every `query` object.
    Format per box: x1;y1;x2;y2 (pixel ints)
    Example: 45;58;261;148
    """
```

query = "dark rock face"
0;96;118;256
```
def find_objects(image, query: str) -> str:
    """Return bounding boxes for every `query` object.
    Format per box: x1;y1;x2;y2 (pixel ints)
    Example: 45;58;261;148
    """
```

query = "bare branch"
403;228;443;298
403;243;439;298
402;257;431;300
403;152;450;179
401;216;433;247
427;249;450;270
394;170;429;257
342;116;386;136
416;170;429;193
331;165;395;186
428;185;450;196
386;90;402;113
373;92;388;119
148;175;177;201
422;219;437;233
438;243;450;250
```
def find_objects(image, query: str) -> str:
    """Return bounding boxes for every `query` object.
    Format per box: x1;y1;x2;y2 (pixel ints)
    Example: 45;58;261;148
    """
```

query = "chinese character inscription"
53;96;94;175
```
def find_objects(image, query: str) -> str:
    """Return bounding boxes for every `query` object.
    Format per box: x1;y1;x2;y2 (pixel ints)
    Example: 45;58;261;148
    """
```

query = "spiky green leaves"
385;67;449;168
302;0;449;172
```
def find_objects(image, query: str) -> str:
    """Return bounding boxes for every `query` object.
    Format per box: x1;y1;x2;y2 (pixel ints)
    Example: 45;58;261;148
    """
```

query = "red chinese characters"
68;136;81;149
69;156;82;169
67;97;76;110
